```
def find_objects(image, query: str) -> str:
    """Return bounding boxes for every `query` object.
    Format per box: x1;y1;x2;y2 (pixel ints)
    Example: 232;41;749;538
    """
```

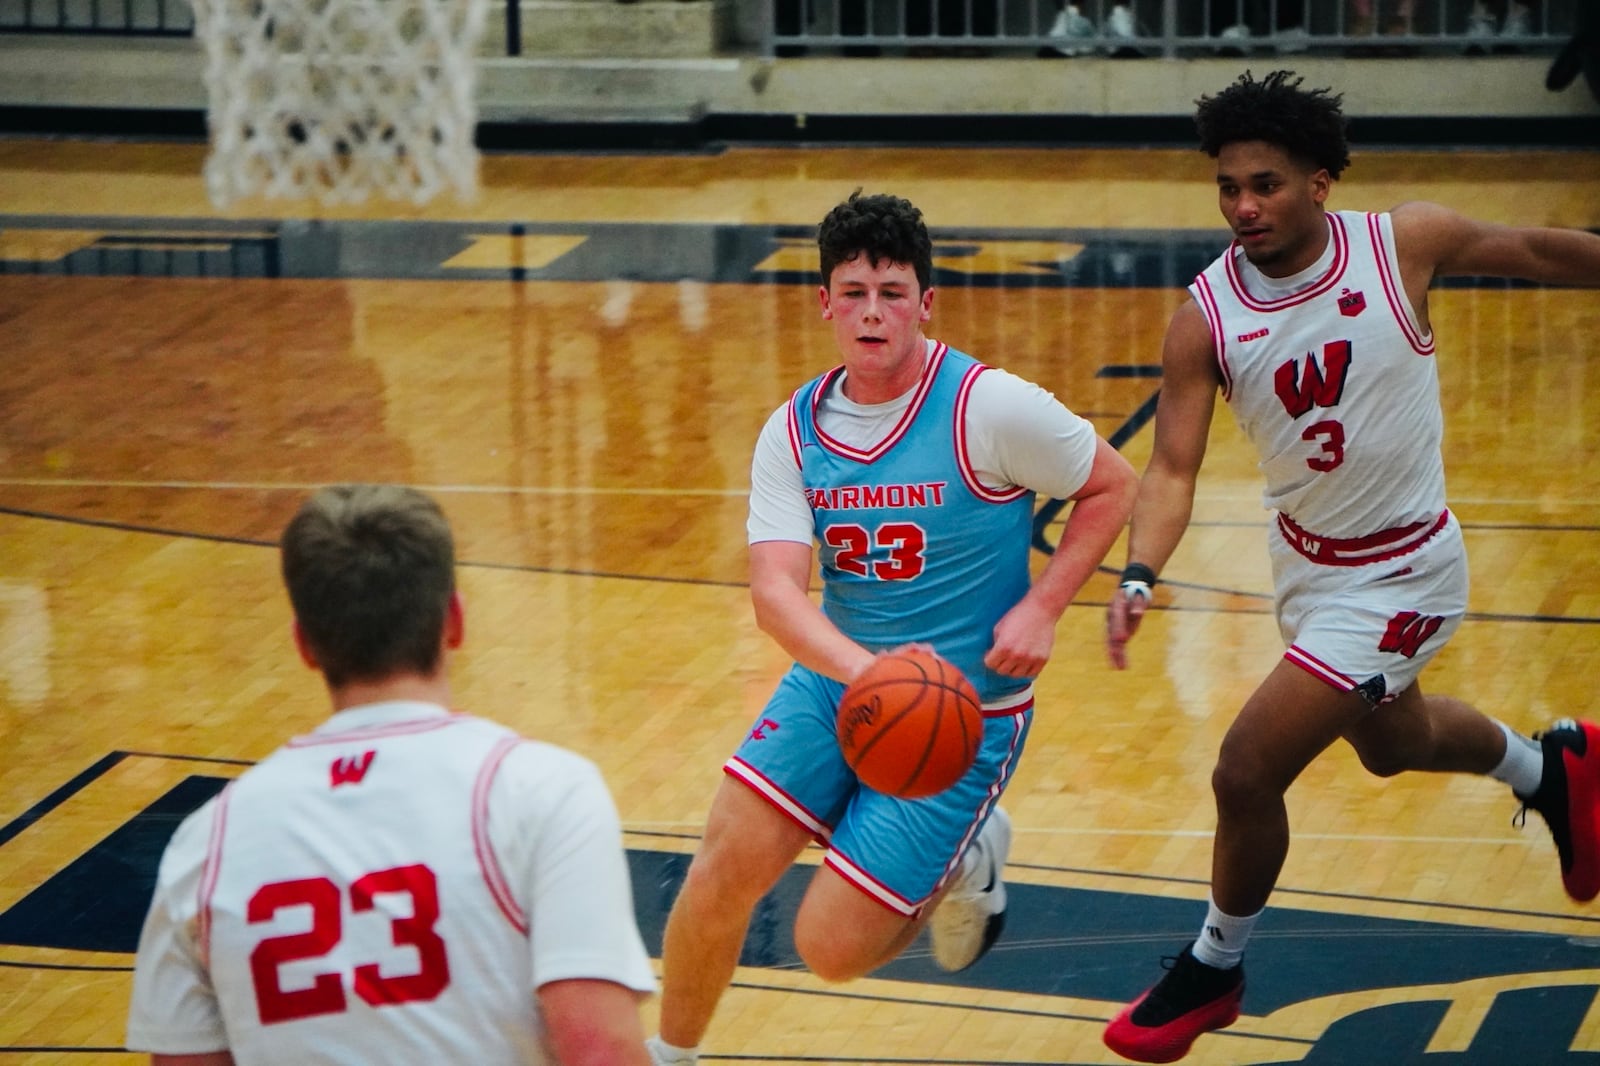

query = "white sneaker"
1273;24;1310;53
1103;3;1141;55
1215;21;1251;55
1499;2;1531;37
1046;4;1096;56
928;806;1011;972
1105;3;1135;38
1462;2;1494;52
1465;2;1495;37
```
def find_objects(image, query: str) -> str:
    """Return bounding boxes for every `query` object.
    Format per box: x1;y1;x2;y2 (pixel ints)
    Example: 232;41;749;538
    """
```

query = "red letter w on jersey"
330;750;376;788
1378;611;1444;659
1274;340;1352;418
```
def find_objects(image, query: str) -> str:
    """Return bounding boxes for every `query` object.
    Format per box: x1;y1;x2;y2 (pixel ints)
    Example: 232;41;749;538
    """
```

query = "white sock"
1190;894;1259;969
954;809;1003;891
957;839;985;886
646;1035;699;1065
1488;720;1543;797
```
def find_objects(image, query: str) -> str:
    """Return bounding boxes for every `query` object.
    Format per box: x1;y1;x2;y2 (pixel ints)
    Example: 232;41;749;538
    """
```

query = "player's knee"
1210;748;1280;814
680;845;768;912
793;898;883;982
1351;740;1411;778
1347;715;1429;778
794;928;868;983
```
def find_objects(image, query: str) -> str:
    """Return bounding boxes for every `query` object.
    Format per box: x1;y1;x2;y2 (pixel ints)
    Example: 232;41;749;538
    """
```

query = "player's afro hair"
1195;70;1351;180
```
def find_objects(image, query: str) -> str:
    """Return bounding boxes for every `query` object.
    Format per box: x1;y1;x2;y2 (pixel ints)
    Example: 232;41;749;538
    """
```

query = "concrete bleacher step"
484;0;731;58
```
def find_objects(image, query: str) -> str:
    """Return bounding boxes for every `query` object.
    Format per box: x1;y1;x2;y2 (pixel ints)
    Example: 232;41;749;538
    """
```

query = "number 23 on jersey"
248;862;451;1025
823;521;929;580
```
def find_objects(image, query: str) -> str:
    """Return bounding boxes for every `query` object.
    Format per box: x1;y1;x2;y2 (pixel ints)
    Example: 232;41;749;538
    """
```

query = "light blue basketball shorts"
725;663;1032;916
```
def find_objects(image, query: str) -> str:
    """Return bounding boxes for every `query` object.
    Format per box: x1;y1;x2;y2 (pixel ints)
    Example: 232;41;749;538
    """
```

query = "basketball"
836;649;983;799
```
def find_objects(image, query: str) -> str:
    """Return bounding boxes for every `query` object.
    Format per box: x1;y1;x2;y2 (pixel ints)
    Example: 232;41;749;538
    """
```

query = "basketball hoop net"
192;0;488;206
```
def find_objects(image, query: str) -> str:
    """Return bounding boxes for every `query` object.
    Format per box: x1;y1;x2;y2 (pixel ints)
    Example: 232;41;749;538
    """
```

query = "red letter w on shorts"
1378;611;1445;658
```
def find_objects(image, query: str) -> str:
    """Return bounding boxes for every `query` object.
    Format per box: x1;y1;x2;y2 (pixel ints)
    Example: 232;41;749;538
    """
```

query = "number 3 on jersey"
1275;340;1351;473
824;521;928;580
249;863;451;1025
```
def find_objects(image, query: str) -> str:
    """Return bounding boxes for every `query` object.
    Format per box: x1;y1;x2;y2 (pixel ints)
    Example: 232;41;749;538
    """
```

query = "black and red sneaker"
1515;718;1600;903
1103;946;1244;1063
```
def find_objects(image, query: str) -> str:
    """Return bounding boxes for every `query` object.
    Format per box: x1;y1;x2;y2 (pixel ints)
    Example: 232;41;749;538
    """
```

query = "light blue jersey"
793;342;1036;704
726;342;1037;915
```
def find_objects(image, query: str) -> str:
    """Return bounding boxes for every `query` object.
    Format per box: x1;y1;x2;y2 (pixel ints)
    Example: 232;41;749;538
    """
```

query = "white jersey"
127;701;656;1065
1190;210;1449;565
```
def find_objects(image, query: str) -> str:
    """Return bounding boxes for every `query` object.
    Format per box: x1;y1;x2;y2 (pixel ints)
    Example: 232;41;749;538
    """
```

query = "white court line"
1018;827;1533;846
0;477;746;497
0;479;1589;510
623;822;1532;846
1185;491;1599;508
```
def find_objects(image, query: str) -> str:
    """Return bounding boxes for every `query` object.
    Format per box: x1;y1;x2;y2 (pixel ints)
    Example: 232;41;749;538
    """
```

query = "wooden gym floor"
2;136;1599;1065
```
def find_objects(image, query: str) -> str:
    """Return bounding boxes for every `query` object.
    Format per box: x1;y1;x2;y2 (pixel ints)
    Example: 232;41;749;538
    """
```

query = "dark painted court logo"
5;754;1600;1064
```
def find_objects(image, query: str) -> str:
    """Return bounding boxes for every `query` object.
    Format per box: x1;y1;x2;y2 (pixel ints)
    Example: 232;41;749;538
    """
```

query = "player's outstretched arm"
1107;300;1221;670
540;979;652;1066
1393;200;1600;289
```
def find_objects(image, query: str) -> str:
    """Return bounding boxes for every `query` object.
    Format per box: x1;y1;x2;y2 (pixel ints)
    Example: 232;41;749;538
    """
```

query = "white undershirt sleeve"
744;367;1098;547
963;368;1099;499
746;401;814;546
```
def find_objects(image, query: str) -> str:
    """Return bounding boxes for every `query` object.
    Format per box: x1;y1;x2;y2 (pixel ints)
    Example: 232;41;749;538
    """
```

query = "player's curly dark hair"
1195;70;1351;180
817;189;934;291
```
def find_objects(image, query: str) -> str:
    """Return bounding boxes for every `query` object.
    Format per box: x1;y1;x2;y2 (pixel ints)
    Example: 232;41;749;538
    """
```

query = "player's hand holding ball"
836;648;982;798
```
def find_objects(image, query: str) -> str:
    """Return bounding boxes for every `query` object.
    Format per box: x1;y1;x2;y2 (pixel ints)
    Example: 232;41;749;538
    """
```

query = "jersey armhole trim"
954;364;1030;503
195;784;234;967
1191;275;1233;400
1367;212;1435;356
472;735;531;935
784;389;805;468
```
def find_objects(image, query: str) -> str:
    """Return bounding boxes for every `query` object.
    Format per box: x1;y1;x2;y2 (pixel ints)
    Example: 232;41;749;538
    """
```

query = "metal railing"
0;0;190;34
772;0;1575;56
0;0;1573;57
